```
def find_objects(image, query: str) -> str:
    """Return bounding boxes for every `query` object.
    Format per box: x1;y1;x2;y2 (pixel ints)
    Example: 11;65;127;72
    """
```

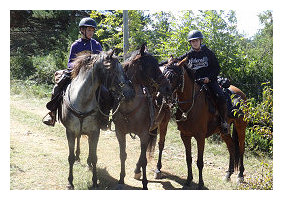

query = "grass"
10;80;273;190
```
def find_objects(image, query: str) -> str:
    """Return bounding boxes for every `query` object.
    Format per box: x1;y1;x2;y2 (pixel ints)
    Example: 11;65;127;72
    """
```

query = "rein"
174;65;203;122
64;87;97;133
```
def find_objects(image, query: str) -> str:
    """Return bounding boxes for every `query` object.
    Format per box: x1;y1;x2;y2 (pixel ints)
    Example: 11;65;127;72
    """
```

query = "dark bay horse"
112;44;171;190
60;50;135;189
155;57;247;189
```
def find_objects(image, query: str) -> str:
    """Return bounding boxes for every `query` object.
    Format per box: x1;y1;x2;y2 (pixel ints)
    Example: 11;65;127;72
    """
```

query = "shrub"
30;54;62;84
242;83;273;155
239;162;273;190
10;53;35;80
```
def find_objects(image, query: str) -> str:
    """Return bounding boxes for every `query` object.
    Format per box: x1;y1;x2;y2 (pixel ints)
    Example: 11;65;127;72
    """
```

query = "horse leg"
140;139;149;190
116;131;127;185
75;135;81;162
133;136;149;190
155;113;170;179
196;137;205;189
181;133;193;187
134;155;142;180
220;132;235;182
88;131;100;189
235;121;246;183
155;131;165;179
66;130;76;189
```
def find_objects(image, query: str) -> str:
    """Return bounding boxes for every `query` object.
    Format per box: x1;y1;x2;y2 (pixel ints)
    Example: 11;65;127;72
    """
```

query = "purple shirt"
67;38;102;70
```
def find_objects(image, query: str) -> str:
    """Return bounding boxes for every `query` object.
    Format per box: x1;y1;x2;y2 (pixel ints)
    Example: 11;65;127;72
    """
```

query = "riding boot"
224;91;235;118
43;71;71;127
43;90;58;127
42;110;56;126
218;102;229;135
208;81;229;135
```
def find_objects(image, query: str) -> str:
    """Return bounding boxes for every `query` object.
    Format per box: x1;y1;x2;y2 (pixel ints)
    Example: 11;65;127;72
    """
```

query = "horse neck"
119;83;145;113
177;69;196;109
69;67;99;111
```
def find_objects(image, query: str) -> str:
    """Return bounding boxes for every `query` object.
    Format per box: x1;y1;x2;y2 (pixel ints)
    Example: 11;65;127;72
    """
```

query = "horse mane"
71;51;100;79
177;57;195;82
164;56;195;82
122;50;141;72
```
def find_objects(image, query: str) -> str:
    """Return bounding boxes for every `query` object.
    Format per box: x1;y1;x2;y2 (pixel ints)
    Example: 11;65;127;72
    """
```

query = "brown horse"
155;57;247;189
112;44;171;190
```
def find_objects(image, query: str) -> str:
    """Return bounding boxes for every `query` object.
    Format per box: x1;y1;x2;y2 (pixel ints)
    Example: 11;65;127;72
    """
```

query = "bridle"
164;62;200;122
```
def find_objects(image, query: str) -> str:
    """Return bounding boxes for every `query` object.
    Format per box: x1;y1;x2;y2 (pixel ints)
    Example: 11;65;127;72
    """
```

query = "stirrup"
42;112;56;127
221;121;229;135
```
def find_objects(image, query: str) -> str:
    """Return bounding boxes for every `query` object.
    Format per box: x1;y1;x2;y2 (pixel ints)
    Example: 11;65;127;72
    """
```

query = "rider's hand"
203;77;210;84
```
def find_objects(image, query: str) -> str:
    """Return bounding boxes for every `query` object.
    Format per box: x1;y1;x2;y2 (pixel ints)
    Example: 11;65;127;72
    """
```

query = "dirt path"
10;94;271;190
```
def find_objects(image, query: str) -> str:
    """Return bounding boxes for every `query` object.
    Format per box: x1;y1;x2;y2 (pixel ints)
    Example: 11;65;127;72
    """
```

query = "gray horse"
60;50;135;189
112;44;171;190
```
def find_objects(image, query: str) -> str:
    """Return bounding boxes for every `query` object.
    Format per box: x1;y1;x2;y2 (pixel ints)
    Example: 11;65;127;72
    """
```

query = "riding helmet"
79;17;97;28
188;30;203;41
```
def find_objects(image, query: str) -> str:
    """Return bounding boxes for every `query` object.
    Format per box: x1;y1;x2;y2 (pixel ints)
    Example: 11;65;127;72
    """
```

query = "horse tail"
146;128;158;161
232;125;240;171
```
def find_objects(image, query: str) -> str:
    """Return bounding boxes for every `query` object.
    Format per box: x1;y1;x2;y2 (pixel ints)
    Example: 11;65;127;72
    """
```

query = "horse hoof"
223;176;231;182
115;184;125;190
87;165;93;171
154;170;162;179
197;184;204;190
134;172;142;180
237;177;244;184
67;184;74;190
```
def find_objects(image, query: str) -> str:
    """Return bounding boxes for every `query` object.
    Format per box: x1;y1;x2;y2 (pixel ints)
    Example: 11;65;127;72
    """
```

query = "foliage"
11;10;273;100
239;162;273;190
10;51;34;80
10;10;90;83
242;83;273;154
90;10;152;55
29;52;64;84
10;79;53;99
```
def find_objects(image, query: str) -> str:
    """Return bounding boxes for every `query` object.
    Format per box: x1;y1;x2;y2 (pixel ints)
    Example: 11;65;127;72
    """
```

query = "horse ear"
124;63;129;72
140;42;147;56
107;49;115;59
177;57;188;67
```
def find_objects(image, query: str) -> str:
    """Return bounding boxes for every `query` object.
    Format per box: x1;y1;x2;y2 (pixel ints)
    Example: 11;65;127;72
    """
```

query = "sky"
235;10;265;38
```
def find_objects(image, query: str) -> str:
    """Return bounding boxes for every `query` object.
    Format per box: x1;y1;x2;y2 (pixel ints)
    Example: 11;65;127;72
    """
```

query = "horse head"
99;50;135;102
124;43;171;100
163;56;188;94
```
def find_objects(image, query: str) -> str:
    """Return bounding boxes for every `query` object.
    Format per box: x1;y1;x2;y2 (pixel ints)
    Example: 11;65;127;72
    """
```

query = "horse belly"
114;110;150;134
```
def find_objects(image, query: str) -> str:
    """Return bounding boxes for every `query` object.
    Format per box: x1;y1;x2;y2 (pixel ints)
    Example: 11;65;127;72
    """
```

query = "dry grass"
10;94;272;190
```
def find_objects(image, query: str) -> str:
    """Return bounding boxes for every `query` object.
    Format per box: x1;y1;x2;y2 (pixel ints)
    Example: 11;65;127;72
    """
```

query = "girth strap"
64;91;97;134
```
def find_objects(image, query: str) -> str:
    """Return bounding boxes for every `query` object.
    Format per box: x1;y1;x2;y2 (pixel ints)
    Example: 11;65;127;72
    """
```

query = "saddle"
196;77;239;118
46;70;71;112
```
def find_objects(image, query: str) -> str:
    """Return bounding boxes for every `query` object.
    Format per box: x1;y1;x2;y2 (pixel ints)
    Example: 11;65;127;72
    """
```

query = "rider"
166;30;229;134
43;17;111;130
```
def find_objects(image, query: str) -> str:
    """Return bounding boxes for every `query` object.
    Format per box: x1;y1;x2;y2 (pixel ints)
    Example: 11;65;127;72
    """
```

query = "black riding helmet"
79;17;97;28
188;30;203;41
